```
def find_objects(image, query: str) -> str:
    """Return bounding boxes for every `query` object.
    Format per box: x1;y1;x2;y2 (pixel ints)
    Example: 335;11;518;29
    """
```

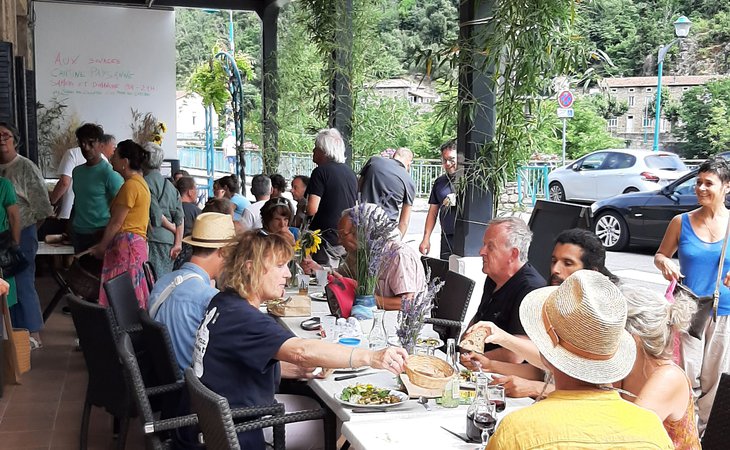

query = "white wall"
34;2;177;158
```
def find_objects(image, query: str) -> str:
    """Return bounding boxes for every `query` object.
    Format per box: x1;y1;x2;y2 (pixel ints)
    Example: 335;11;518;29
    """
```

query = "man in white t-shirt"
240;174;271;231
222;133;236;173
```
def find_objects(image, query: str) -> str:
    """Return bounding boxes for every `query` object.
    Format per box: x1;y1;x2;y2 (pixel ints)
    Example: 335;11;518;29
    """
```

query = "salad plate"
335;384;408;409
309;292;328;302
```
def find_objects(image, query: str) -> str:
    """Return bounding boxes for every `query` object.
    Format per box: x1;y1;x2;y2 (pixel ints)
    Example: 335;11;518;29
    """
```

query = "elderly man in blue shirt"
148;212;236;371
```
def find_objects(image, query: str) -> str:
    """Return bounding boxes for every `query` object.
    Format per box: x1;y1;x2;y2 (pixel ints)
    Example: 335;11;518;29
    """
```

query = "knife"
352;407;389;413
334;372;378;381
440;426;469;442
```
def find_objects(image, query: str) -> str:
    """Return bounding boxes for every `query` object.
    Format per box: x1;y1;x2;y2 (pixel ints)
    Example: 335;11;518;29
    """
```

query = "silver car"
548;149;689;203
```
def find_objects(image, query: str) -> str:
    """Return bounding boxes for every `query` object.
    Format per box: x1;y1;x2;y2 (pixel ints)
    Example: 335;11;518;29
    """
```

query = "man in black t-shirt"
420;140;458;259
305;128;357;265
460;217;546;368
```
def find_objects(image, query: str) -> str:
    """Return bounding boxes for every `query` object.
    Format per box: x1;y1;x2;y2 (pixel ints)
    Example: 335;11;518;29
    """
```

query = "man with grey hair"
358;147;416;236
240;174;272;231
306;128;357;264
461;216;546;366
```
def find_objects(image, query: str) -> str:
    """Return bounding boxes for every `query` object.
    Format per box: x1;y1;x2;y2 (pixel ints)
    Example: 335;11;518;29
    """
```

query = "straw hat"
182;213;237;248
519;270;636;384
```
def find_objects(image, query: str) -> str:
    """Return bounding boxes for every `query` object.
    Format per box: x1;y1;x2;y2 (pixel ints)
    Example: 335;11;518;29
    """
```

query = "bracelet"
348;348;355;369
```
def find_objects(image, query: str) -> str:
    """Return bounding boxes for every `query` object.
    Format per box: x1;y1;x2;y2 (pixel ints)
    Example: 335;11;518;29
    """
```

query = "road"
404;206;672;294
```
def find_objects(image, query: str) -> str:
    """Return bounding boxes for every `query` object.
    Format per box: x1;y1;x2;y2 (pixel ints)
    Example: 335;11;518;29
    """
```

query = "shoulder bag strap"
149;272;204;319
712;215;730;321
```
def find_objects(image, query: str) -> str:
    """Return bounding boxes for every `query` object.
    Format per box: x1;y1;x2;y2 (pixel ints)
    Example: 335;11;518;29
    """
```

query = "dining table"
270;285;533;449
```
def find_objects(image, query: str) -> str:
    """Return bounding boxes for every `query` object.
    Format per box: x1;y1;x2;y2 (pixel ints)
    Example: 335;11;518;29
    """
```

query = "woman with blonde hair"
619;284;700;449
191;230;407;449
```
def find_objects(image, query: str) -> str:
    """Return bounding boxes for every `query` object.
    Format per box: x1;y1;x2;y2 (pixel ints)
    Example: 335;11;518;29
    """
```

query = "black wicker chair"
117;332;197;449
185;369;330;450
103;271;143;335
143;261;157;293
67;294;135;450
421;256;450;283
138;309;183;418
702;372;730;449
425;270;475;342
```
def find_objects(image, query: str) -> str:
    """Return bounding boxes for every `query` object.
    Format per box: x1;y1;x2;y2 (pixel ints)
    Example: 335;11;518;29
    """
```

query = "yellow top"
487;390;673;450
112;173;151;239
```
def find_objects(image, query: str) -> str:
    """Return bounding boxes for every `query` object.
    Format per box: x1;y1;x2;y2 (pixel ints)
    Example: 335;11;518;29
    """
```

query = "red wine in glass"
466;410;496;442
492;399;506;413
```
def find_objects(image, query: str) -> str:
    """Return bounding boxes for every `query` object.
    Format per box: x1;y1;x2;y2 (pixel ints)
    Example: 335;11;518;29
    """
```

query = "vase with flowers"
396;270;445;354
344;203;399;320
291;227;322;288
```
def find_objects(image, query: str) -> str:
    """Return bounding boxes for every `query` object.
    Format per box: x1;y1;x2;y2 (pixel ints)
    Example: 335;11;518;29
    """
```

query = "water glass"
315;269;329;287
297;274;310;295
321;315;336;341
414;343;435;356
488;384;506;413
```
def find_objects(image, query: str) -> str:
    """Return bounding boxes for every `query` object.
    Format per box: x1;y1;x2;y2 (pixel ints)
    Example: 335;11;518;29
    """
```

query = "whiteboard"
34;1;177;159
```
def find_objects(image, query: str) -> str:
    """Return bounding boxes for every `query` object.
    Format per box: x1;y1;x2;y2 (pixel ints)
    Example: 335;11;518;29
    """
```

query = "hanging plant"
187;47;254;115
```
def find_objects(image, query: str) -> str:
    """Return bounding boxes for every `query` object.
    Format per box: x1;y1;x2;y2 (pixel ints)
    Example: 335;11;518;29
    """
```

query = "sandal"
29;336;43;350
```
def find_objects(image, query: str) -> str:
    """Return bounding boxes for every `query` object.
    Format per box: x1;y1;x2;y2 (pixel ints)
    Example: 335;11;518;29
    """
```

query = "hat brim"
519;285;636;385
181;236;236;249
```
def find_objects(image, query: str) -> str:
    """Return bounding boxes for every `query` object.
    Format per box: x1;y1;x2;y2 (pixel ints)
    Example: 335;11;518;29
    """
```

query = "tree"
676;78;730;158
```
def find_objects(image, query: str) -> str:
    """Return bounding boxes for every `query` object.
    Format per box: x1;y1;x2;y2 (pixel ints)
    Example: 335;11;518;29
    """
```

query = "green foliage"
676;78;730;158
591;92;629;119
187;51;254;115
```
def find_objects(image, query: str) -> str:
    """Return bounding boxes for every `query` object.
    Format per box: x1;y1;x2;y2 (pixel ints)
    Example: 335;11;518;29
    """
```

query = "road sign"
557;108;574;118
558;90;574;108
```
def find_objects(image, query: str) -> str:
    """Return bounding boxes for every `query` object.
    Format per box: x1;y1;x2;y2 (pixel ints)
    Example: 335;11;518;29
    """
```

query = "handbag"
0;230;28;277
2;292;31;384
325;274;356;318
675;215;730;339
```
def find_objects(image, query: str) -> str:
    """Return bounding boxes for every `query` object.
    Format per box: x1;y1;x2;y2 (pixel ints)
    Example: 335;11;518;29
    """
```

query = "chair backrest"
421;256;450;283
67;294;133;418
143;261;157;293
185;368;242;450
702;372;730;449
432;270;475;323
139;309;183;384
116;332;158;426
104;271;142;332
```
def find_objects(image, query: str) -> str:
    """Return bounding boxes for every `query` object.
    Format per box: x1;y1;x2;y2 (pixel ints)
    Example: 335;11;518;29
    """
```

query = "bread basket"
404;355;455;390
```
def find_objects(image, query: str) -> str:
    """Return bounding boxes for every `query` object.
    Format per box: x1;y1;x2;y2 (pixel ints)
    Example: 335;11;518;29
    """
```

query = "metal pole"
652;59;664;151
229;10;235;53
205;105;215;197
561;118;567;166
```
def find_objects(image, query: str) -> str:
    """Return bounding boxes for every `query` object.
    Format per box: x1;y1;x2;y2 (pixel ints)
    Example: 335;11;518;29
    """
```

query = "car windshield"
644;154;687;171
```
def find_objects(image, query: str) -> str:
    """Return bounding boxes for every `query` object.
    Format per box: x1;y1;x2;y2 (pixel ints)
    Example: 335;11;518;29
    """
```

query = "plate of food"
309;292;328;302
333;365;369;374
335;384;409;409
416;337;444;348
459;369;476;390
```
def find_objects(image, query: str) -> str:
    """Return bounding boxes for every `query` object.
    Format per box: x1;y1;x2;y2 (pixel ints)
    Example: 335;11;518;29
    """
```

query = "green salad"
340;384;402;405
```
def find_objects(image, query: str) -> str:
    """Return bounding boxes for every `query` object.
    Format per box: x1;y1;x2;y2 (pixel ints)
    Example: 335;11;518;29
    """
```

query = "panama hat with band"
519;269;636;385
182;212;237;248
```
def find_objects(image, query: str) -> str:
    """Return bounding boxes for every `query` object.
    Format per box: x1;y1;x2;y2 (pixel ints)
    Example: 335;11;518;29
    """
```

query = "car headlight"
590;202;599;214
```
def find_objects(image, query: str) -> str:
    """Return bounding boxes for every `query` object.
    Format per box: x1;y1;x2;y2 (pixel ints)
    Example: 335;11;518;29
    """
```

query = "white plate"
334;390;409;409
416;337;444;348
309;292;328;302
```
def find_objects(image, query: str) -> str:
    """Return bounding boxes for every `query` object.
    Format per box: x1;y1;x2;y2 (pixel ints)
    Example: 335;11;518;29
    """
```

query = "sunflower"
295;229;322;257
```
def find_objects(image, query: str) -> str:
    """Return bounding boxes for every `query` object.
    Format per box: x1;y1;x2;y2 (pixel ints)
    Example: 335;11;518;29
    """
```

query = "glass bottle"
466;373;496;442
440;338;460;408
368;309;387;350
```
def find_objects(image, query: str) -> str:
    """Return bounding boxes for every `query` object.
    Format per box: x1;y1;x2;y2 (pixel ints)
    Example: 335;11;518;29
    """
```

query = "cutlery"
440;426;469;442
334;372;377;381
352;407;389;413
417;396;431;411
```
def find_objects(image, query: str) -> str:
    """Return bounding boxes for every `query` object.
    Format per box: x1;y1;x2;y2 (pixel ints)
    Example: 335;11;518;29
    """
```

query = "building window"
643;116;652;128
646;87;653;92
628;96;635;107
683;87;690;91
610;88;618;93
608;117;618;128
628;88;635;92
192;115;196;126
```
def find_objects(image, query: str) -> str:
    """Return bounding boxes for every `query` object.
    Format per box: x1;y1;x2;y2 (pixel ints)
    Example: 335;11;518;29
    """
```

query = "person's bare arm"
483;346;524;364
375;292;413;311
459;352;543;380
655;214;683;281
466;321;545;370
306;194;321;217
170;223;184;259
161;215;177;234
397;204;412;237
492;375;554;399
6;204;20;244
49;175;71;206
419;205;439;255
276;337;408;375
90;204;129;259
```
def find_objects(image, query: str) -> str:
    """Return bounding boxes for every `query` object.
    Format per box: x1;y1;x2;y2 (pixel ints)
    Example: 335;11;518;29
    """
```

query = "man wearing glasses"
419;140;458;259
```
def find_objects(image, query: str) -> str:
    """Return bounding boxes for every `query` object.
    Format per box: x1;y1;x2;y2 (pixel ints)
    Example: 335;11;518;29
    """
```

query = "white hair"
487;216;532;263
314;128;346;164
143;142;165;170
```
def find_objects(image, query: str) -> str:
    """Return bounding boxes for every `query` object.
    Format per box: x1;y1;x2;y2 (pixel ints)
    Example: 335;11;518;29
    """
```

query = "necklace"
704;215;719;241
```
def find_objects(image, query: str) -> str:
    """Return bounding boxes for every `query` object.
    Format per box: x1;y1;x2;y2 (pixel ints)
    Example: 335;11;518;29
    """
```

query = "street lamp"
652;15;691;151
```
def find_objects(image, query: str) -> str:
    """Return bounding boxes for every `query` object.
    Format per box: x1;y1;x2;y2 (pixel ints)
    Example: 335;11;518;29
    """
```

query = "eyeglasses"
0;133;13;141
257;228;270;236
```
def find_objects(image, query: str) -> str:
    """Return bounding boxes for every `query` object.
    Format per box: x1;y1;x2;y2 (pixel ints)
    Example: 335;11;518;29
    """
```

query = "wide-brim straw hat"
519;270;636;385
182;212;237;248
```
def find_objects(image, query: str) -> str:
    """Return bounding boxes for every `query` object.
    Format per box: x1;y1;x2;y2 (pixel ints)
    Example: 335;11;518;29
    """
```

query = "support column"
15;0;31;68
328;0;353;165
454;0;496;257
0;0;17;45
261;4;279;174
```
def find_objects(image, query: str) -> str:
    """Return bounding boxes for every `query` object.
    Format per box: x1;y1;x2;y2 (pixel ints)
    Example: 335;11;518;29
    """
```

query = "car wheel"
549;182;566;202
623;187;639;194
594;211;629;251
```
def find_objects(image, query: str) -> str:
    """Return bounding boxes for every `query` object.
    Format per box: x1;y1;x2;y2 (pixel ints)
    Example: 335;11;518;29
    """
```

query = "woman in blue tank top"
654;156;730;433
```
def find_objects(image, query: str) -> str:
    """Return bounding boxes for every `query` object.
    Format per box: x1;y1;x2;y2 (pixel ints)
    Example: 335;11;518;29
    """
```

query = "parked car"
548;149;689;203
590;169;722;251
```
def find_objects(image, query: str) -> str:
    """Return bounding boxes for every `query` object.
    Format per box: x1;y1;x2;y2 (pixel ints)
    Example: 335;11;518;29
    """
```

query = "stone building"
599;75;720;151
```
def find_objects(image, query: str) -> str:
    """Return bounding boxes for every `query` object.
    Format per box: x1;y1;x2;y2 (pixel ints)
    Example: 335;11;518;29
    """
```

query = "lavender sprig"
349;203;398;296
396;268;446;353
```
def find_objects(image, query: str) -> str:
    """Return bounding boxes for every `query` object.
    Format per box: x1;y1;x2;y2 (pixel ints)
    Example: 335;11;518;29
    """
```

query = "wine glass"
472;401;496;447
488;384;506;413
